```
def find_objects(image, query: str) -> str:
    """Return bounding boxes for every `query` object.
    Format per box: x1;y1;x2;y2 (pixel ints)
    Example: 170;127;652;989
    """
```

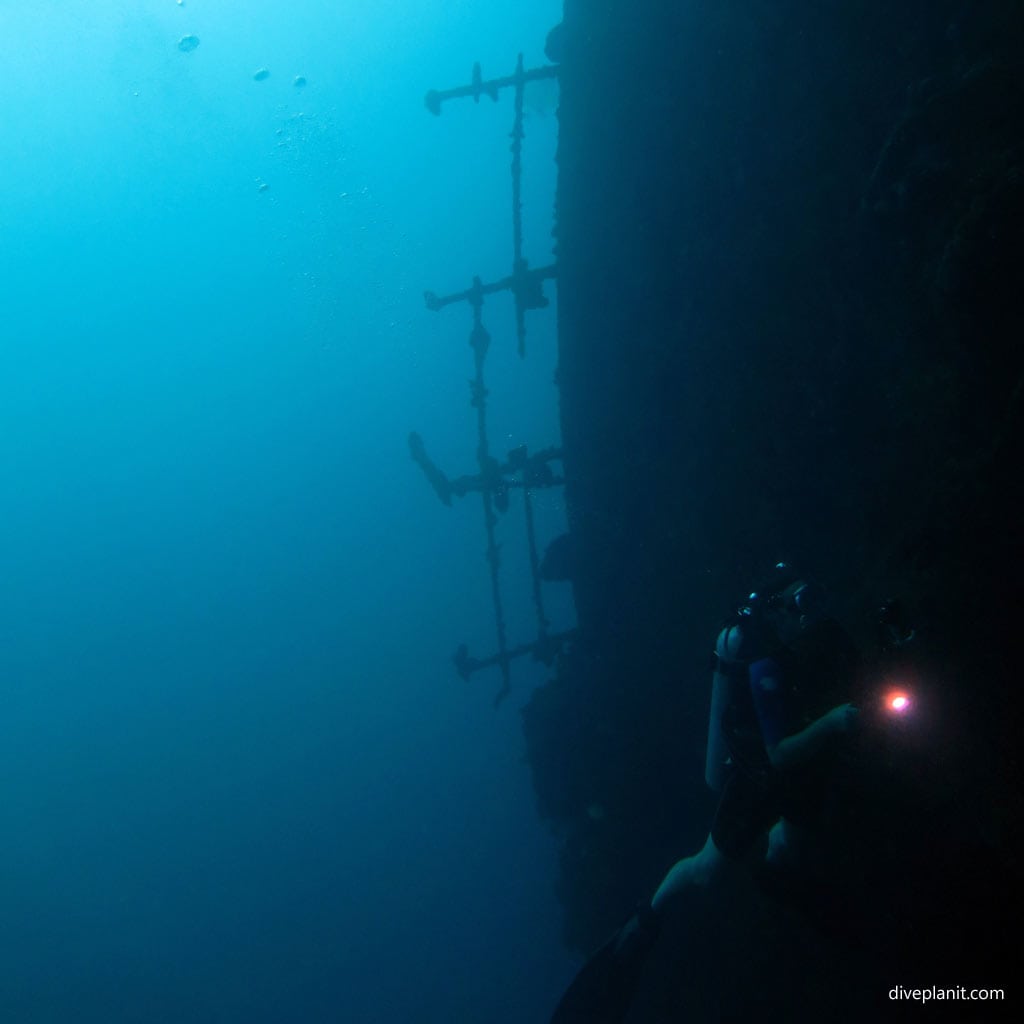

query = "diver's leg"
651;833;731;910
766;817;798;868
653;765;777;911
549;899;663;1023
550;772;771;1023
583;824;753;1021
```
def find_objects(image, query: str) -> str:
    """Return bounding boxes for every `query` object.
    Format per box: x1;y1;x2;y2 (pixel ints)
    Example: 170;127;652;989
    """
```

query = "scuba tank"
705;623;746;791
705;609;771;791
704;564;805;791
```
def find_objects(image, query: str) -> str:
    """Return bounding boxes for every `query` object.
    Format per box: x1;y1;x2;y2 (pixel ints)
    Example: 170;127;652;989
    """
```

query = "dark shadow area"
529;1;1023;1016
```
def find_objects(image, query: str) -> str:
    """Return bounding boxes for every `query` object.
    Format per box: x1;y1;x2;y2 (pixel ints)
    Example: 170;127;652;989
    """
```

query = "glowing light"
885;690;912;714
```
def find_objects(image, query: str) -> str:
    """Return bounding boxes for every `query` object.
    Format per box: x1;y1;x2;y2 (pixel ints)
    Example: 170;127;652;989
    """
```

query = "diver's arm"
766;702;858;772
749;658;859;771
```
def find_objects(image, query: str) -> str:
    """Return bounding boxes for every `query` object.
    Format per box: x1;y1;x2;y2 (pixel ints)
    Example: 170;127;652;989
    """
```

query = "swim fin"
550;902;662;1024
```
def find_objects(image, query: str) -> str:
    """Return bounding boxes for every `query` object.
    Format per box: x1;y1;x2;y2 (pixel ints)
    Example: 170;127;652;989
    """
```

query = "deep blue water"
0;2;573;1020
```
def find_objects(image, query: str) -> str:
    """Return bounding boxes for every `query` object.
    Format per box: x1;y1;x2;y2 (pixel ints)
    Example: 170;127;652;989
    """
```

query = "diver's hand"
771;703;862;770
823;702;860;735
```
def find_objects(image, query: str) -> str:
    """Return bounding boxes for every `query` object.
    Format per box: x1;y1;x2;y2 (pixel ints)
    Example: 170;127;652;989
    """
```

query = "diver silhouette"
550;564;864;1024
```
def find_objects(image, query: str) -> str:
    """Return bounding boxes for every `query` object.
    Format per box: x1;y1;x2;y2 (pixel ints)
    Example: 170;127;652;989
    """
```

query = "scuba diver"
551;563;864;1024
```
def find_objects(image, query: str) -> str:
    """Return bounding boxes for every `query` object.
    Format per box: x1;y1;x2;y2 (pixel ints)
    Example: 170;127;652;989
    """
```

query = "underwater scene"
1;1;1020;1022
